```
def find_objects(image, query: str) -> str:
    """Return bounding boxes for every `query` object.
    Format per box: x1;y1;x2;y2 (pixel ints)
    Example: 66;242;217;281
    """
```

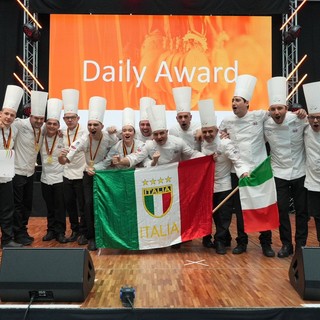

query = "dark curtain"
297;1;320;109
0;0;23;108
29;0;289;15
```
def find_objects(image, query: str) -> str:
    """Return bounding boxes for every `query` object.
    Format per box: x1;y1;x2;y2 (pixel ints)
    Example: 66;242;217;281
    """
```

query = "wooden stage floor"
1;215;320;311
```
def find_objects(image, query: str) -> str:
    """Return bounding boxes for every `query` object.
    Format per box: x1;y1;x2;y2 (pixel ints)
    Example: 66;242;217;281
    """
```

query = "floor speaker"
0;248;95;302
289;247;320;300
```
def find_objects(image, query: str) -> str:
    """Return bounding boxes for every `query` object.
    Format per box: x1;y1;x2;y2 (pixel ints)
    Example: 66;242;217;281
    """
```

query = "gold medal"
89;160;94;167
47;155;53;164
35;143;39;152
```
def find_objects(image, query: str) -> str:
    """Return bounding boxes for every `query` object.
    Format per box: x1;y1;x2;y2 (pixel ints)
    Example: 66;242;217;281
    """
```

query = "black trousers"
63;176;86;235
308;190;320;242
41;182;66;235
213;190;233;244
231;173;272;246
12;174;34;238
83;172;95;240
275;176;308;246
0;181;15;244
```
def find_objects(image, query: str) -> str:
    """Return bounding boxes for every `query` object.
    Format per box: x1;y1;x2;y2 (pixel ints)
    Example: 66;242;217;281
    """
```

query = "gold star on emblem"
165;176;172;183
150;178;156;185
158;177;164;184
142;179;148;186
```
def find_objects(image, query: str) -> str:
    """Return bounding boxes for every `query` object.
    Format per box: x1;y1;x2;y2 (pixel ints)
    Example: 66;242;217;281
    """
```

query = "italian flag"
239;156;279;233
93;156;214;250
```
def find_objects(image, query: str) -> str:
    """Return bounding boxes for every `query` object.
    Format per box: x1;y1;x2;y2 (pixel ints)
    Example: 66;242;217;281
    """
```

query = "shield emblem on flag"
143;184;173;218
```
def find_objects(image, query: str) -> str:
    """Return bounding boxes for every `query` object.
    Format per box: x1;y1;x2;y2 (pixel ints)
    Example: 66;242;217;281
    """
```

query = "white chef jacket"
0;125;18;183
13;118;44;177
126;135;204;168
304;125;320;191
135;131;152;143
95;138;144;170
264;113;307;180
66;131;118;168
201;136;249;193
219;110;269;172
62;125;87;180
40;134;65;185
169;122;202;154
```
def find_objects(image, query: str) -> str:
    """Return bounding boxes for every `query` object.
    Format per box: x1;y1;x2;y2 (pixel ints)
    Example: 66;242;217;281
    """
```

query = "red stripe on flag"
243;202;279;233
162;192;171;214
177;156;214;241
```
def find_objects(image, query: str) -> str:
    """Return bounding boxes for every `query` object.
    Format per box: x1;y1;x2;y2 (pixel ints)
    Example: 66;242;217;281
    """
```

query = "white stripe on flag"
240;178;277;210
153;194;164;217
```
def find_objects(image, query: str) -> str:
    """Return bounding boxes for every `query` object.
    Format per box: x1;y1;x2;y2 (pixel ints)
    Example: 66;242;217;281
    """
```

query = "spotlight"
23;23;41;42
283;25;302;45
23;103;31;117
120;286;135;308
289;103;303;112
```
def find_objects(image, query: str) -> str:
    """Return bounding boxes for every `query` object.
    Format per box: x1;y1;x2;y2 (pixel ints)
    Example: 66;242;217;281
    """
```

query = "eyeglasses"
308;116;320;121
63;116;77;121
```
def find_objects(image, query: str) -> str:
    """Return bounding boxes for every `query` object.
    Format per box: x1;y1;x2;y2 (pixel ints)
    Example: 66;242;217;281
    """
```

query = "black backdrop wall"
1;0;319;110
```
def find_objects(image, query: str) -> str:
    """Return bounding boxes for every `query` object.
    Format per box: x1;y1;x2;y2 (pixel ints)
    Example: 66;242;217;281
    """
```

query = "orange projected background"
49;15;271;111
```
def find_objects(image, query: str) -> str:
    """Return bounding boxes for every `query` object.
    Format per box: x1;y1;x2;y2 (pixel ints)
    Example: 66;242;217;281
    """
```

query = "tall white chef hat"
2;85;24;113
198;99;217;127
172;86;192;113
47;98;63;121
147;104;167;132
88;96;106;124
303;81;320;114
267;76;287;107
31;90;48;117
122;107;135;128
139;97;156;121
234;74;257;101
62;89;79;114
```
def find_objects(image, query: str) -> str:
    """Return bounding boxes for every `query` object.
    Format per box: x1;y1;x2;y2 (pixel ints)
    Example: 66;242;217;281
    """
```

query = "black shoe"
232;244;247;254
42;231;56;241
15;236;33;246
56;233;68;244
277;244;293;258
25;233;34;241
202;239;215;248
87;239;97;251
67;231;80;242
171;243;181;249
1;240;24;249
215;241;227;255
262;244;275;257
77;234;88;245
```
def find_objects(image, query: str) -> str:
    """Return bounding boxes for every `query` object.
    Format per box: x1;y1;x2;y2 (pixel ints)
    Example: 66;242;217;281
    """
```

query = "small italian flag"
239;156;279;233
93;156;214;250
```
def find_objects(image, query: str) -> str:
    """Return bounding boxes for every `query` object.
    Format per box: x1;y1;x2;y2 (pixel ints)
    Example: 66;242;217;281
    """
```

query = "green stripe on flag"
239;156;273;187
93;169;139;250
144;195;154;216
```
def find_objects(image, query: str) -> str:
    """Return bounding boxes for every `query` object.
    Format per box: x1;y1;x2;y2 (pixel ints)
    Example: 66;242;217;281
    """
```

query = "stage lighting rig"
23;23;41;42
283;25;302;45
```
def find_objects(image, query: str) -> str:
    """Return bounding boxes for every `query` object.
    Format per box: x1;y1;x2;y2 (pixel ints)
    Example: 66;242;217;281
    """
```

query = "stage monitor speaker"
289;247;320;300
0;248;95;302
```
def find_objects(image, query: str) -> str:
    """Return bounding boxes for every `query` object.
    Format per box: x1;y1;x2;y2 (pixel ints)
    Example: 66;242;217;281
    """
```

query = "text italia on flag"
93;156;214;250
238;156;279;233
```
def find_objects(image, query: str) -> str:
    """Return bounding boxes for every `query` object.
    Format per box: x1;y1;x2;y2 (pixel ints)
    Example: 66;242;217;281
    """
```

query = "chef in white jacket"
264;76;308;258
219;74;273;256
135;97;155;143
95;107;144;169
169;86;202;157
302;81;320;245
199;99;249;255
